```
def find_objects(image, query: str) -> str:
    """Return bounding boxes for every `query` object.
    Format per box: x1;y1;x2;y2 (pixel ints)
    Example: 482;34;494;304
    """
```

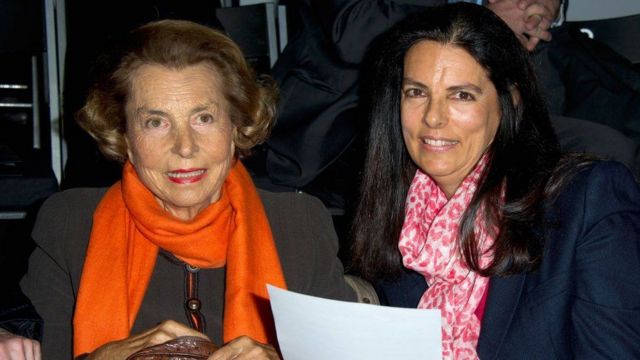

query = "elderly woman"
1;19;355;359
351;3;640;359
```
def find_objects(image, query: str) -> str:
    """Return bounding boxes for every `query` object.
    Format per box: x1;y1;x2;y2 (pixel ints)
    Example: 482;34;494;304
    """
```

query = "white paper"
267;285;442;360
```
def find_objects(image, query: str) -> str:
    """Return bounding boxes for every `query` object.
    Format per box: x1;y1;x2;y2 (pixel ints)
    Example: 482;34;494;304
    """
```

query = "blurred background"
1;0;639;288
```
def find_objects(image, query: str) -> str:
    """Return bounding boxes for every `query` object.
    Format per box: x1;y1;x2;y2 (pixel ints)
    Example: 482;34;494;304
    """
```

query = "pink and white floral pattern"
398;155;495;359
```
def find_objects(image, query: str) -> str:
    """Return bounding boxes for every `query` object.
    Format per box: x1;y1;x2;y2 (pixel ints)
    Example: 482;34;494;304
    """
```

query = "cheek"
126;134;161;167
453;106;498;138
399;118;413;148
399;119;420;163
486;117;500;144
213;124;235;151
479;105;501;145
400;107;420;136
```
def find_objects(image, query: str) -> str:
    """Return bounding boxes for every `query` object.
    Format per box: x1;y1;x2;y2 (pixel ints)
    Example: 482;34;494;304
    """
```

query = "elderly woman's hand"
210;336;280;360
0;328;41;360
86;320;209;360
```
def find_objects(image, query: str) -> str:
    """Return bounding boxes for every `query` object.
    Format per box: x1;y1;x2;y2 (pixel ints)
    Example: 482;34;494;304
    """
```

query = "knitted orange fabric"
73;161;286;356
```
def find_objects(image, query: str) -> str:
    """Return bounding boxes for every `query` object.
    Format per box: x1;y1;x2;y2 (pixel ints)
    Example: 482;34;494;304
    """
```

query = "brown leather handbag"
126;336;218;360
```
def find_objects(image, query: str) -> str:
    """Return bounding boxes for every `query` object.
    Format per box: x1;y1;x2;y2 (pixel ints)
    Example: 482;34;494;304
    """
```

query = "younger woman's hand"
210;336;280;360
86;320;209;360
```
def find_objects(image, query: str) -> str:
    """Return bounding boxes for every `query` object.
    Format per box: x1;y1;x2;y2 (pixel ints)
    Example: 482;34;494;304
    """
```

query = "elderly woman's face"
124;63;235;220
401;40;500;198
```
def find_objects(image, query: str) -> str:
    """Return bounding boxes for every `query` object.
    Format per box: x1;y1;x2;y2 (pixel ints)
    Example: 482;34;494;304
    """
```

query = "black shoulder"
257;189;354;301
560;161;638;198
32;188;108;251
550;161;640;223
40;187;108;211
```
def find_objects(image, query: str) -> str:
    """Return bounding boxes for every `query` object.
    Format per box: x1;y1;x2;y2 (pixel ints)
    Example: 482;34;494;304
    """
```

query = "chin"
176;196;213;208
161;191;211;207
420;163;454;178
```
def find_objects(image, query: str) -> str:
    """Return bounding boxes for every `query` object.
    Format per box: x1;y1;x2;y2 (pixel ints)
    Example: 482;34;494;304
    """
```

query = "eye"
453;91;475;101
144;118;165;128
195;114;214;124
403;88;426;98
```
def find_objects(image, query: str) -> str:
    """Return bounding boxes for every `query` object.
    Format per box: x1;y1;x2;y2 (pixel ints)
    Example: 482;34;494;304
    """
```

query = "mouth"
167;168;207;184
421;137;459;151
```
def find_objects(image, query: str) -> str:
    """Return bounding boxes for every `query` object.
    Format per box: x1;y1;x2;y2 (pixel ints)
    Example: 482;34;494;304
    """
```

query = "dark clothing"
536;23;640;144
551;115;640;179
19;188;354;358
0;287;41;341
377;161;640;359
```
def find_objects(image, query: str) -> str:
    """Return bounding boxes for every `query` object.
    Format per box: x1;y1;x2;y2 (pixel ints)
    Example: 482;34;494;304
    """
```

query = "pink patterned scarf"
398;155;495;359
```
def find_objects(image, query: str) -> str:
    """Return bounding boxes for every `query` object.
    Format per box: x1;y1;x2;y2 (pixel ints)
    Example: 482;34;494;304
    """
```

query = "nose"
422;97;447;128
172;125;199;158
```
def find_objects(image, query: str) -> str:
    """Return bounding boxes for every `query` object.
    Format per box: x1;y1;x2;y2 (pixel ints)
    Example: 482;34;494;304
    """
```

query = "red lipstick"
167;168;207;184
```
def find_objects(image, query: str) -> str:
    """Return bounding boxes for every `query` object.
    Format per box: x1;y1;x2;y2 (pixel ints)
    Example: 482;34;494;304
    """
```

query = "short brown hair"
76;19;277;161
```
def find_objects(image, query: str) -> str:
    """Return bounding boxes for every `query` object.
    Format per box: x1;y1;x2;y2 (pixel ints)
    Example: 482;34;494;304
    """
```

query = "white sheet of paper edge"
267;284;442;360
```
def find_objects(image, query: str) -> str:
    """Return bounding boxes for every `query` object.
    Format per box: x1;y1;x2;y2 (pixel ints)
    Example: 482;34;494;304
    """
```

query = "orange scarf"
73;161;286;356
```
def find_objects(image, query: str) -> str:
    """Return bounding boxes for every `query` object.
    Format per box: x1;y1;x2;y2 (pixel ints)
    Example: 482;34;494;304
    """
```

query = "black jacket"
377;161;640;359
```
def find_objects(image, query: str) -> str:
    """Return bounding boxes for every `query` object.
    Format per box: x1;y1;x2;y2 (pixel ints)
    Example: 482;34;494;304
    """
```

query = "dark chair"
215;3;281;74
567;13;640;65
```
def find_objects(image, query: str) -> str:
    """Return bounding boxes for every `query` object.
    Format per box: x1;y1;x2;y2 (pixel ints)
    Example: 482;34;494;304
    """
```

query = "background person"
0;19;355;359
351;4;640;358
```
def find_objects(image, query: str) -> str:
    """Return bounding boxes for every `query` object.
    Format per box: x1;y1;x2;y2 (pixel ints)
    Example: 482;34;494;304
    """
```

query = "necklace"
160;250;206;332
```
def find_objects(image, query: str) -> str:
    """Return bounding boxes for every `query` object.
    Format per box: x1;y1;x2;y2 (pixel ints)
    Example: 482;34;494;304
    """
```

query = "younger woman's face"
400;40;501;198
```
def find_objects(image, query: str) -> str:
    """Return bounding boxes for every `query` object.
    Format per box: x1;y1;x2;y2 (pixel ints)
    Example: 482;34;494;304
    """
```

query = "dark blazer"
20;188;355;358
377;161;640;359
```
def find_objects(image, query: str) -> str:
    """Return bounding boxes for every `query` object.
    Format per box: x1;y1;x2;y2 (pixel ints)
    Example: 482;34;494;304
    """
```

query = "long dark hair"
352;3;567;281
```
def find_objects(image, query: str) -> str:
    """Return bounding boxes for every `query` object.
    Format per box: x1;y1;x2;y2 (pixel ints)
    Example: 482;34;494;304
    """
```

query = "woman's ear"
509;84;521;107
124;133;134;165
231;126;237;152
231;126;240;159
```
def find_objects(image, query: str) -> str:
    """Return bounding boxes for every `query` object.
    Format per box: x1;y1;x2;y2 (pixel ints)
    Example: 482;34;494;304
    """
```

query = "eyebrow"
402;78;428;89
402;77;483;94
190;105;214;114
134;102;220;118
135;108;167;117
449;83;483;94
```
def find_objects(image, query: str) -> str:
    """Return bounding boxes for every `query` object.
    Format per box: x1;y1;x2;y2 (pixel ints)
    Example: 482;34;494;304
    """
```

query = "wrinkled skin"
487;0;562;51
86;321;279;360
0;328;41;360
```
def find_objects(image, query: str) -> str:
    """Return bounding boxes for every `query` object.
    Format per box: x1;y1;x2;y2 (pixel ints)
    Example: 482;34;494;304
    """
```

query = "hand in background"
0;328;41;360
86;320;209;360
487;0;561;51
210;336;279;360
